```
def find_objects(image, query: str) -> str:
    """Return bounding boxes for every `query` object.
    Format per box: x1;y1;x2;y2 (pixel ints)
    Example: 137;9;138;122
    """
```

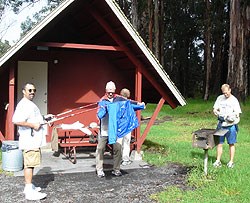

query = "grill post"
204;149;208;175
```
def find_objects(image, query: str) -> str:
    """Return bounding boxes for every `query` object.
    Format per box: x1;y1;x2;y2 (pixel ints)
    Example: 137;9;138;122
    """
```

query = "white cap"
105;81;116;92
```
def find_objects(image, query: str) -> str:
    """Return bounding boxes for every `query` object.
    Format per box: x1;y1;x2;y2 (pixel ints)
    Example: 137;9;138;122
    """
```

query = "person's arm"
225;101;241;123
116;95;146;109
213;108;220;116
213;96;222;117
13;121;41;131
12;104;42;131
225;113;239;123
132;102;146;111
213;108;226;122
97;100;108;119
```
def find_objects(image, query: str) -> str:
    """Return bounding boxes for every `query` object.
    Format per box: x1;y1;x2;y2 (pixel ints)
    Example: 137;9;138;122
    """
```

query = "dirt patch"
0;163;188;203
141;116;173;125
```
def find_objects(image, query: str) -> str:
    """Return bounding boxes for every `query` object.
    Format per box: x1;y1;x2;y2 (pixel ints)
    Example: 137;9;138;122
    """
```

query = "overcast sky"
0;0;47;45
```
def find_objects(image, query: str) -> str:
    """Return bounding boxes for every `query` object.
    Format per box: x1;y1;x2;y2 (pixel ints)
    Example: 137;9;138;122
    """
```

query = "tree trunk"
227;0;249;101
148;0;154;50
203;0;212;100
160;0;164;65
154;0;160;60
248;6;250;95
211;1;229;94
117;0;129;16
131;0;139;30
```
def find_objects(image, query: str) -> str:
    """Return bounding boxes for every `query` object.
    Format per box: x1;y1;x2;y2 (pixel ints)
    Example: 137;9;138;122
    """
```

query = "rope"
51;106;98;123
56;102;98;117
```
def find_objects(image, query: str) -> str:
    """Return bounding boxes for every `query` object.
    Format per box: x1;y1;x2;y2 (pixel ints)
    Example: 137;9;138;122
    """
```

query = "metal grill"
192;129;219;149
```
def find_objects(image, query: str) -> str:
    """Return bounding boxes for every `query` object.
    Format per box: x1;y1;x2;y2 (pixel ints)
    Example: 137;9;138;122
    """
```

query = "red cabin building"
0;0;186;153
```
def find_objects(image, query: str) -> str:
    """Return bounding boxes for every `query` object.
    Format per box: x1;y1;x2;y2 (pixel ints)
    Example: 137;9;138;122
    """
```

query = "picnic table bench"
56;127;99;164
52;124;137;164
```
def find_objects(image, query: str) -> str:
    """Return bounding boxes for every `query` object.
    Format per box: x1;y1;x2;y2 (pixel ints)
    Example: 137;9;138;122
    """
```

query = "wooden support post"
5;65;15;140
137;97;165;152
135;67;142;150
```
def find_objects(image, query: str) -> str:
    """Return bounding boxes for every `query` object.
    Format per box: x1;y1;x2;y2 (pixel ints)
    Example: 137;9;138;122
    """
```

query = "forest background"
0;0;249;101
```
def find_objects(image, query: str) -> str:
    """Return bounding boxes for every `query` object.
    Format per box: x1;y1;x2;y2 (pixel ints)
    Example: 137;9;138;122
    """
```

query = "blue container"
1;141;23;172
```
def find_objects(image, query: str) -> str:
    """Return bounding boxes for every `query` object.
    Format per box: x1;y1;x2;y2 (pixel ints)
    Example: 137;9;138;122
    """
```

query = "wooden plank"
59;143;97;147
34;42;123;51
137;97;165;152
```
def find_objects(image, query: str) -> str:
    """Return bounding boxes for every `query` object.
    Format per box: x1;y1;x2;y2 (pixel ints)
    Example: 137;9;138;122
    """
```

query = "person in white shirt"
212;84;242;168
120;88;133;165
120;88;146;165
12;83;47;201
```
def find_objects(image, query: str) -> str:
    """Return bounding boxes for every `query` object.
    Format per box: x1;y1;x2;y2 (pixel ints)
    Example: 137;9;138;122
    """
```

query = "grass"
141;98;250;203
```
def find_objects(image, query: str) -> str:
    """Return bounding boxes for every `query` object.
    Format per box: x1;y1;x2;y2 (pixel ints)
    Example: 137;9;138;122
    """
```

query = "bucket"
1;141;23;172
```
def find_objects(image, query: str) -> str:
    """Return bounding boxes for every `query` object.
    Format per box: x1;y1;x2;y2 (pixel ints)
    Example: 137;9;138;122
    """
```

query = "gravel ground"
0;163;188;203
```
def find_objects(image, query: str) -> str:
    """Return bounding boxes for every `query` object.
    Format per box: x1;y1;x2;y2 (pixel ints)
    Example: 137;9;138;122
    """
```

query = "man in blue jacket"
95;81;144;177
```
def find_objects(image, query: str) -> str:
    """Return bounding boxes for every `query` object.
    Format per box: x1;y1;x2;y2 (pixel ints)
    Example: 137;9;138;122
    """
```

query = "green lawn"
141;98;250;203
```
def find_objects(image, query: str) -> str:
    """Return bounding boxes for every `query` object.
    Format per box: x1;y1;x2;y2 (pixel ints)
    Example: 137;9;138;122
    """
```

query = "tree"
0;0;64;41
0;0;36;18
210;0;230;95
116;0;130;17
117;0;250;99
154;0;160;60
153;0;164;64
203;0;212;101
20;0;63;36
131;0;139;29
227;0;250;101
0;0;38;40
0;39;10;56
164;0;203;97
148;0;154;50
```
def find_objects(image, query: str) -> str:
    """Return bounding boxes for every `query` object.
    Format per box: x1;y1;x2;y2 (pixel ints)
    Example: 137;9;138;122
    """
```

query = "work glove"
218;116;225;122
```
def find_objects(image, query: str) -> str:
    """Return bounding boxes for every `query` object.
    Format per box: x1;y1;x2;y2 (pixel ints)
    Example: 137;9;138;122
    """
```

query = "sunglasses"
28;89;36;93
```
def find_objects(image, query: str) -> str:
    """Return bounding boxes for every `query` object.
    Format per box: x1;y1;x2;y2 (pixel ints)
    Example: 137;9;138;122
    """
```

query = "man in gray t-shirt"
212;84;242;169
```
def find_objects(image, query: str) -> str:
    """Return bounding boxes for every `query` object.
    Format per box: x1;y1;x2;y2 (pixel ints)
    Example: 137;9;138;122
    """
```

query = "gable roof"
0;0;186;107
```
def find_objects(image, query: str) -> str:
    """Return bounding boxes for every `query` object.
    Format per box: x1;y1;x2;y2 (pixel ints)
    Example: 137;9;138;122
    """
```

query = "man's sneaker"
23;184;41;193
25;190;47;201
227;161;234;168
213;160;222;168
53;151;60;157
97;170;105;178
112;170;122;176
121;160;132;166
